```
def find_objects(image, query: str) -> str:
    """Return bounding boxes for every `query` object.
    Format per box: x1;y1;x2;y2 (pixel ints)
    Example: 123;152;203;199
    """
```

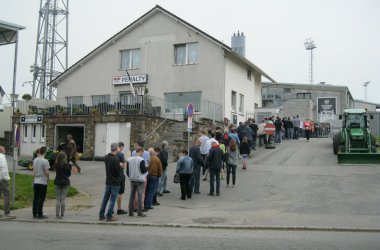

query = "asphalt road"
1;221;380;250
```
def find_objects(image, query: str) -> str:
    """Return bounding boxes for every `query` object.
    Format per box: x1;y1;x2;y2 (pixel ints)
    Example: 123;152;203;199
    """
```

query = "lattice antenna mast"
31;0;69;99
304;38;316;84
363;81;370;101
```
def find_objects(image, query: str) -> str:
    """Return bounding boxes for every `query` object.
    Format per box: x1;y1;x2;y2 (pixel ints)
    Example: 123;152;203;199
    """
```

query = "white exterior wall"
56;12;225;106
225;56;257;124
0;106;12;137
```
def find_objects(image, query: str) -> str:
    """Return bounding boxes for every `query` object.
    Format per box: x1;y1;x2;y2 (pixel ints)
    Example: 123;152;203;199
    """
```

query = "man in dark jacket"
98;143;121;222
249;119;258;150
207;142;223;196
189;139;203;194
157;141;169;195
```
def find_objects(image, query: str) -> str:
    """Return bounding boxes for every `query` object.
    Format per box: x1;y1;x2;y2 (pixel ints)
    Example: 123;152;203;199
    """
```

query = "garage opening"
55;124;85;153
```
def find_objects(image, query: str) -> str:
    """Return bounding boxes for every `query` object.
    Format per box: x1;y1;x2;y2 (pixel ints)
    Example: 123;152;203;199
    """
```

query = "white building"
50;5;274;124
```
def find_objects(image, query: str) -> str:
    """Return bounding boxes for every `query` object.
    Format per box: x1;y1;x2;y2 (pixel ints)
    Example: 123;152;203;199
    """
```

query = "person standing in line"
257;119;266;147
131;141;149;211
144;148;162;209
215;127;223;141
0;146;16;219
226;139;238;187
65;134;81;173
274;117;283;144
207;141;223;196
32;147;50;219
189;139;203;194
98;143;121;222
116;142;127;215
249;119;259;150
219;139;226;179
176;149;193;200
157;141;169;195
199;130;209;176
242;122;254;149
202;133;218;180
54;152;71;219
287;117;294;140
239;137;250;170
304;119;313;142
228;129;240;148
293;115;300;139
127;147;147;217
152;147;162;206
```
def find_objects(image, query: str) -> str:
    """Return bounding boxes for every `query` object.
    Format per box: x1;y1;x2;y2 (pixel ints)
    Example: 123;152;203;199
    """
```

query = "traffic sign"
187;103;193;117
264;123;275;135
187;117;193;132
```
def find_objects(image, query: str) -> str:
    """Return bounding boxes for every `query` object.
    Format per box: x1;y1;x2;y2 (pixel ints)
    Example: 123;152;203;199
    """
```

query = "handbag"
173;173;180;184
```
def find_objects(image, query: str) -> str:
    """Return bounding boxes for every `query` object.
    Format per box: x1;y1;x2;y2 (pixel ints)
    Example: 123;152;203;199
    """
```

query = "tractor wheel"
333;133;340;154
371;145;377;153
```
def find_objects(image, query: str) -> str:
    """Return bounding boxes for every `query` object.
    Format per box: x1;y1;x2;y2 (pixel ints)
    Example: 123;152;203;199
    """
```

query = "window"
67;96;83;106
92;95;111;106
297;92;311;99
23;125;28;142
174;42;198;65
120;49;141;69
32;125;37;143
40;124;45;143
247;69;252;80
164;92;201;113
239;94;244;113
231;91;237;111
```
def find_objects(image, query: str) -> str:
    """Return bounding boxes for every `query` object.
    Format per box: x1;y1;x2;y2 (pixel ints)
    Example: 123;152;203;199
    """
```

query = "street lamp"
363;81;370;101
304;38;317;84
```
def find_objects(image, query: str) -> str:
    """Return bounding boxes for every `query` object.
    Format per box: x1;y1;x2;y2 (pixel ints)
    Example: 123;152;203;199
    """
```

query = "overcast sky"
1;0;379;104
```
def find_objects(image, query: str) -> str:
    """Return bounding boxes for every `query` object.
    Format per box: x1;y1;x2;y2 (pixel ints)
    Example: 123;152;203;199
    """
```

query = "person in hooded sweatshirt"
207;141;223;196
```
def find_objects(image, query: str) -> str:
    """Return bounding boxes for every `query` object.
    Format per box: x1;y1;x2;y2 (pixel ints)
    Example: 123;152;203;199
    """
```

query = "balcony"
15;95;223;122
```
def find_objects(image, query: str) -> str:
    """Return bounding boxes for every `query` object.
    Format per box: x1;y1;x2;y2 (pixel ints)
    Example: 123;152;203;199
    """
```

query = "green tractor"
333;109;380;164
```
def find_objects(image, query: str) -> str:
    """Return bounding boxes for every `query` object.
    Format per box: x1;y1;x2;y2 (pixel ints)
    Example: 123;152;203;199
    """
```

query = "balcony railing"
16;95;223;122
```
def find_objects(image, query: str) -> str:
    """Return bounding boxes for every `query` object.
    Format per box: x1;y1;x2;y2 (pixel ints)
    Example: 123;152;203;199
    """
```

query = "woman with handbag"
175;149;193;200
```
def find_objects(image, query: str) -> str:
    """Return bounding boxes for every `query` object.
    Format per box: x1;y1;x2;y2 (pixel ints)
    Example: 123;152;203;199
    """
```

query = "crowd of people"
0;115;320;221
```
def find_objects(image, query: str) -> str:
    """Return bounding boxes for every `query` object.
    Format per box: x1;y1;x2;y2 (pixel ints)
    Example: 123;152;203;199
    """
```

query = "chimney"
231;31;246;57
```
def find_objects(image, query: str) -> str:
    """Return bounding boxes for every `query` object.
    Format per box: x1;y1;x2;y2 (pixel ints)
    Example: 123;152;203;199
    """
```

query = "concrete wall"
13;114;177;157
0;106;12;138
283;99;315;122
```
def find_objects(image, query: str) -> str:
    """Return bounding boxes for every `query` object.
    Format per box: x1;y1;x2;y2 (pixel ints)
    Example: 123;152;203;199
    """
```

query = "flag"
0;86;5;104
125;69;136;97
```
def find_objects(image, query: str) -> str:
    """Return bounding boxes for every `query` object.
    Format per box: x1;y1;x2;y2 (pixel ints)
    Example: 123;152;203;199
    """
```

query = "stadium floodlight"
304;38;317;84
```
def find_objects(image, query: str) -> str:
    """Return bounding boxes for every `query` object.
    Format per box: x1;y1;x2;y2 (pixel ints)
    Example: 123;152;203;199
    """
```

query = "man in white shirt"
0;146;16;219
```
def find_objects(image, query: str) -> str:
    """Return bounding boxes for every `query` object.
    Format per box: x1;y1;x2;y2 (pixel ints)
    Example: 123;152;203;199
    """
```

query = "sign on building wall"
317;97;337;123
112;74;148;85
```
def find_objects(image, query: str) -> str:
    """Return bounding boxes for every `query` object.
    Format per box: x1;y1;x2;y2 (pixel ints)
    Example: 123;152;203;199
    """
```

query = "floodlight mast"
363;81;370;101
304;38;316;84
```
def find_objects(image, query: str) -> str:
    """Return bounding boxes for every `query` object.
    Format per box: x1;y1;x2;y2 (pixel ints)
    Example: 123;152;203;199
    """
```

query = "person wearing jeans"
207;141;222;196
176;149;193;200
157;141;169;194
144;148;162;209
226;139;238;187
98;143;121;222
127;147;148;217
189;139;203;194
32;147;50;219
54;152;71;219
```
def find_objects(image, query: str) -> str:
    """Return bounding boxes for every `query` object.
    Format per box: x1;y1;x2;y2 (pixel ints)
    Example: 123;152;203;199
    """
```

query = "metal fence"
16;95;223;122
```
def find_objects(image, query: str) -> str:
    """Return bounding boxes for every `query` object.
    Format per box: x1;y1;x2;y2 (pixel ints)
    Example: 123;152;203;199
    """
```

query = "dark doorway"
55;125;85;153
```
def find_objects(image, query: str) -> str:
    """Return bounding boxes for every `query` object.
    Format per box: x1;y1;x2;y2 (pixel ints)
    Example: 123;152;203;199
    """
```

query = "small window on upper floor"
120;49;141;70
247;69;252;80
174;42;198;65
297;92;311;99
